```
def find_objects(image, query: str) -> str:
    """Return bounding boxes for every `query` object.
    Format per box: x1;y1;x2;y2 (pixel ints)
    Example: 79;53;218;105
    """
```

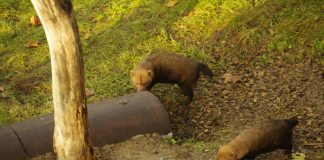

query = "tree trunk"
30;0;93;159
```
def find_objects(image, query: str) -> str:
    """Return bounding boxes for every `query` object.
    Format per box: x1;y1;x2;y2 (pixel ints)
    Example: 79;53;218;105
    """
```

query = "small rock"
119;99;129;104
175;152;191;160
152;148;159;154
131;134;144;140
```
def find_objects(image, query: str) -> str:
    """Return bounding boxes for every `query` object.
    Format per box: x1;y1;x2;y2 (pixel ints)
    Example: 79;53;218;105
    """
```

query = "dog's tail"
198;63;213;77
285;116;299;128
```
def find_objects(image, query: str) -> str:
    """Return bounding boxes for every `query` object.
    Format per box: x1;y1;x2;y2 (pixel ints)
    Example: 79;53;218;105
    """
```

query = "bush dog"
216;116;298;160
130;53;213;104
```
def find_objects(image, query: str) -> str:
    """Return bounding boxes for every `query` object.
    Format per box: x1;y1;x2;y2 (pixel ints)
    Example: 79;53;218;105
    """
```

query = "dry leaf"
257;70;265;78
30;15;41;26
269;28;274;35
306;120;312;126
306;107;313;113
253;70;266;78
231;57;239;64
0;86;4;92
85;88;95;98
223;73;242;83
178;25;186;29
166;0;177;7
306;57;312;65
221;90;230;95
25;41;40;48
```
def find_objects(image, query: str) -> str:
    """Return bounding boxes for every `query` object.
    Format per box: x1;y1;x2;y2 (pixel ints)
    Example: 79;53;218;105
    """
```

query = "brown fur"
130;53;213;104
215;117;298;160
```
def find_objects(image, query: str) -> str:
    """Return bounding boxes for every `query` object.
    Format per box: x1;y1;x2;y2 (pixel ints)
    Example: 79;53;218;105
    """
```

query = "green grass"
218;0;324;65
0;0;323;124
183;138;211;152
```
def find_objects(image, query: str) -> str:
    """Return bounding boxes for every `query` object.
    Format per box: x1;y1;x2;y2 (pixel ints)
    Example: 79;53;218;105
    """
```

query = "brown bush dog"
130;53;213;104
215;116;298;160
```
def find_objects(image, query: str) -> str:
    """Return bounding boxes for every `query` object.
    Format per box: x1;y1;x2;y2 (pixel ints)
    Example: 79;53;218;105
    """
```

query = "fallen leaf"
221;90;230;95
269;28;274;35
30;15;41;26
253;70;266;78
24;41;40;48
316;137;322;142
306;107;313;113
178;25;186;29
306;120;312;126
0;86;4;92
257;70;265;78
306;57;312;65
166;0;177;7
85;88;95;98
223;73;242;83
261;92;267;97
231;57;239;64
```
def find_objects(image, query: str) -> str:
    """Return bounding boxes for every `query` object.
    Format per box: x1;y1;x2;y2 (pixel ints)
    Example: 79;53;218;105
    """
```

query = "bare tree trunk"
30;0;93;159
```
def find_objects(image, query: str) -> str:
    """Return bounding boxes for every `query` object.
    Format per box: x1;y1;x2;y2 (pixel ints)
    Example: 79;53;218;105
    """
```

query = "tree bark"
30;0;93;159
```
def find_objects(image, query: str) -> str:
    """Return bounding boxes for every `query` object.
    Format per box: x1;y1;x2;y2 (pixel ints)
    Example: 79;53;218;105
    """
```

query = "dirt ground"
34;59;323;160
33;134;214;160
162;59;324;159
94;134;213;160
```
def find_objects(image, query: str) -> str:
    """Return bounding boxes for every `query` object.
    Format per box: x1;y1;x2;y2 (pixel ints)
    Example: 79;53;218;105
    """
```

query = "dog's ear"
229;152;235;159
147;69;154;78
229;151;239;160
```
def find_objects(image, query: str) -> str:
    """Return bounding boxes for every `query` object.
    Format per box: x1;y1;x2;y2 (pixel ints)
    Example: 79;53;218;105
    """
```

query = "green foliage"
183;138;209;152
311;39;324;65
163;135;178;145
292;153;306;160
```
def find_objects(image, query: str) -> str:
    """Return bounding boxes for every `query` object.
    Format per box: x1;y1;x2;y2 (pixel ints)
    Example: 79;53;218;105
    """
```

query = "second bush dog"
215;116;298;160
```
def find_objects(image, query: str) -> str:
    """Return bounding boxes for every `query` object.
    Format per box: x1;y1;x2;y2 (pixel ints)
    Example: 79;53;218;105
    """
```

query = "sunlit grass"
219;0;324;64
0;0;323;124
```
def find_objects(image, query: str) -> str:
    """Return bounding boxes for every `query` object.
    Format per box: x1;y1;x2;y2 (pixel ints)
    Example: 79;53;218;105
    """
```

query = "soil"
33;134;214;160
33;60;323;160
96;134;214;160
162;58;324;160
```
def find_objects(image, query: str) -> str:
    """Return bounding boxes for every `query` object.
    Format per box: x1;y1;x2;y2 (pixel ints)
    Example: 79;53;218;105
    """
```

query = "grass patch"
217;0;324;65
0;0;323;124
183;138;210;152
